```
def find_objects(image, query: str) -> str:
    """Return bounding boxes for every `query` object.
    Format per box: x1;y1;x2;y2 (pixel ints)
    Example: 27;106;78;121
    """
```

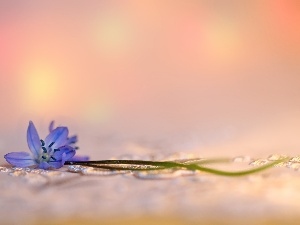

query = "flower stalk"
65;157;289;176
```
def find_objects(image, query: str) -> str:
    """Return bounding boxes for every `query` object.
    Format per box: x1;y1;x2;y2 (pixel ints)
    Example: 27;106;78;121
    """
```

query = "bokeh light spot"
21;63;62;113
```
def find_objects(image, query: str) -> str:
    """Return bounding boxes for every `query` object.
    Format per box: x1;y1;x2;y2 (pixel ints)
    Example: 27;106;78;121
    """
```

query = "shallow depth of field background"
1;1;300;160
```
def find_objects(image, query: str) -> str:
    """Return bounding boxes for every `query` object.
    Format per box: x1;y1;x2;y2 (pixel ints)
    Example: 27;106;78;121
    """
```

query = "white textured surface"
1;153;300;224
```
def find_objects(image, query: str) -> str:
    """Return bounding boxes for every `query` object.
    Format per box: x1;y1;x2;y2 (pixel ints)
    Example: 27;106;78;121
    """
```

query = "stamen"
40;140;45;146
54;149;60;152
51;156;56;160
42;147;47;153
48;142;55;148
42;156;46;159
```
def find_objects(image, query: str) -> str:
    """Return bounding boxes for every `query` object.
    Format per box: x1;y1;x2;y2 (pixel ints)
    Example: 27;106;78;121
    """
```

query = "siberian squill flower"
4;121;76;169
49;121;89;162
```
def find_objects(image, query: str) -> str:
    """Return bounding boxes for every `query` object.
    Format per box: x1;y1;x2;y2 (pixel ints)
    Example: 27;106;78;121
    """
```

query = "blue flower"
4;121;76;169
49;121;78;146
49;121;89;162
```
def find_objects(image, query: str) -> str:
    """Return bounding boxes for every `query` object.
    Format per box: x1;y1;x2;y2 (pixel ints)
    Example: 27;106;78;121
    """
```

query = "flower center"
39;139;60;162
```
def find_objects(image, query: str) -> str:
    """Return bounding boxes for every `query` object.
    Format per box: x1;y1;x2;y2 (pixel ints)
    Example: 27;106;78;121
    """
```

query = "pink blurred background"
1;1;300;160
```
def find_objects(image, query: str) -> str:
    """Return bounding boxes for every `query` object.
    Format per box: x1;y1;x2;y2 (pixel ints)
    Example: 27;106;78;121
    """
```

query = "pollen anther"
42;147;47;153
48;142;55;148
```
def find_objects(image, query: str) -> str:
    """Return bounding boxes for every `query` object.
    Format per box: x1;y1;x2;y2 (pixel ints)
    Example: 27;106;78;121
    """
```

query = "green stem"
65;158;288;177
178;159;286;176
65;158;231;167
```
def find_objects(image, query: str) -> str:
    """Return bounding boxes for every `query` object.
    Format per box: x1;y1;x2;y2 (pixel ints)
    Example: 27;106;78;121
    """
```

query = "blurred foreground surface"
1;153;300;225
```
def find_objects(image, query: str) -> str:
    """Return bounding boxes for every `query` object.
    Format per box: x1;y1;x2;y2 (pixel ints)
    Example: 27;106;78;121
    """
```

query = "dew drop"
286;162;300;170
9;170;27;177
133;170;176;179
289;156;300;163
249;159;269;166
133;169;197;180
12;167;31;172
30;169;47;174
233;156;252;163
268;154;287;161
68;165;128;176
0;166;12;173
68;165;85;173
81;167;129;176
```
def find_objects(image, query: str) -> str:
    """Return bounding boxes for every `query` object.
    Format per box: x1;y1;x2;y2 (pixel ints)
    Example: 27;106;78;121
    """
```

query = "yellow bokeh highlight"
20;62;62;113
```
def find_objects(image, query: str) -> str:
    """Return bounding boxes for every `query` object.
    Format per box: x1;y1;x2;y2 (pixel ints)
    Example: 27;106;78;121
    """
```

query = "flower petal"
61;146;76;164
38;161;51;170
66;135;78;145
48;146;75;168
68;155;89;161
45;127;69;149
27;121;41;158
4;152;37;167
49;121;55;132
52;146;75;160
47;161;63;169
61;147;76;162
